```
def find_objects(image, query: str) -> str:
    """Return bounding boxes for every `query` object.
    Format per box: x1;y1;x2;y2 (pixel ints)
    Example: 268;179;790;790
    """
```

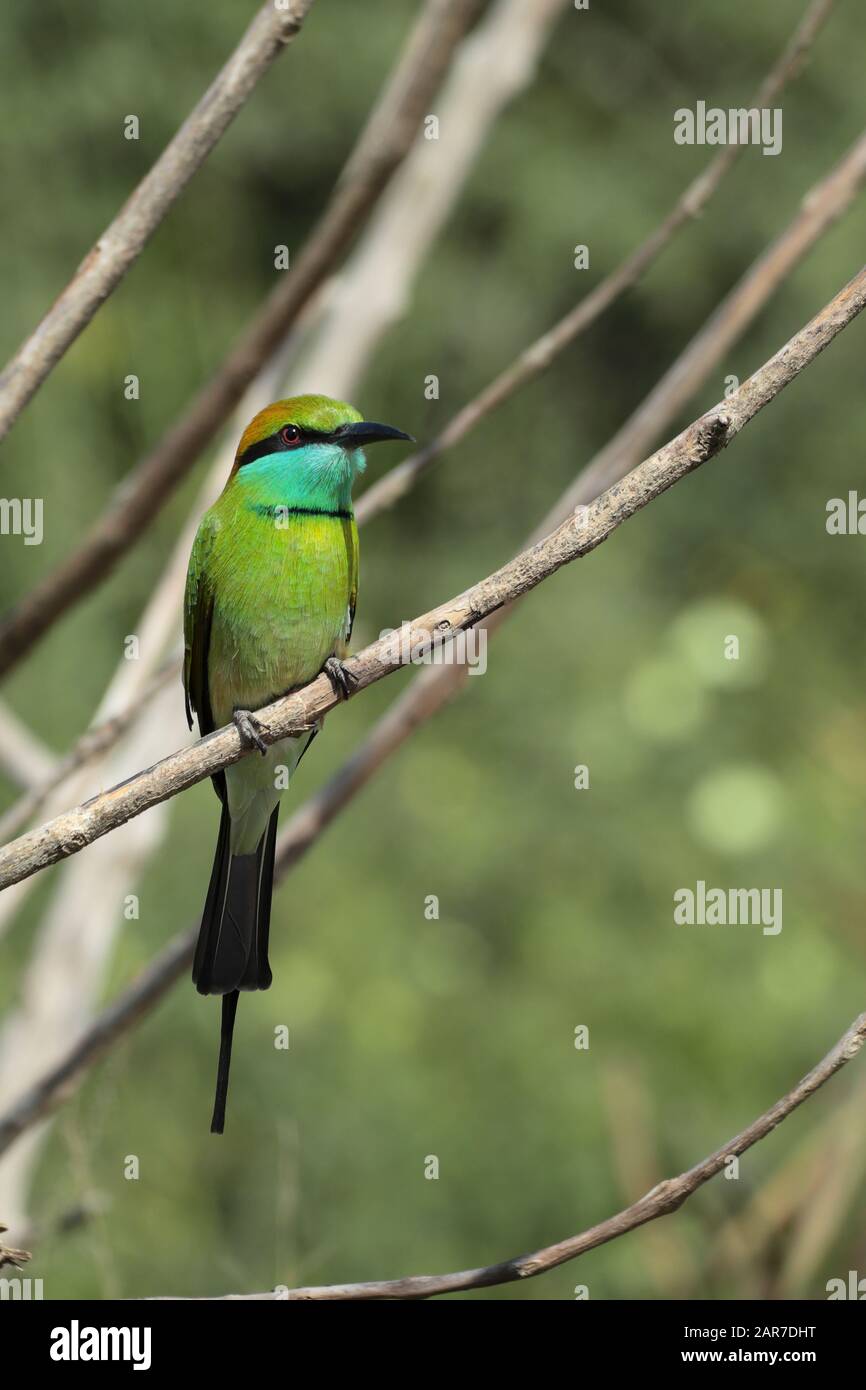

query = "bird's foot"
323;656;359;700
233;709;269;756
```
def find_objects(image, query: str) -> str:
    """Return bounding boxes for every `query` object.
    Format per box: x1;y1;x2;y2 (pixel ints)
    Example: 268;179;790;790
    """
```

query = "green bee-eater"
183;394;411;1132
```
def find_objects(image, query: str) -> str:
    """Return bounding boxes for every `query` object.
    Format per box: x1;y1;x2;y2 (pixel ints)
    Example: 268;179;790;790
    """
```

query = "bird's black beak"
335;421;414;447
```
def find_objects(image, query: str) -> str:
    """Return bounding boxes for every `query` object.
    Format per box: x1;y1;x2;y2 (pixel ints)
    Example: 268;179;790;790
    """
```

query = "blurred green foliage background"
1;0;865;1300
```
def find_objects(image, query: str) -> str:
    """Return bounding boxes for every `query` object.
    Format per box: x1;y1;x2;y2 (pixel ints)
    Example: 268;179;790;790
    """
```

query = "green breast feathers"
184;495;358;735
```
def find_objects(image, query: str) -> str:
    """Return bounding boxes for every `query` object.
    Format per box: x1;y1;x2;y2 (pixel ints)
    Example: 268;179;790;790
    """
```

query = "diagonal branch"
294;0;567;397
357;0;837;523
0;0;316;443
0;0;485;679
0;262;864;894
0;1223;31;1272
361;119;866;528
148;1011;866;1298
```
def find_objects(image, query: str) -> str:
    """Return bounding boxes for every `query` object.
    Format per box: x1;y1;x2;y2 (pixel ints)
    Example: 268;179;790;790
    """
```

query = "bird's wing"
346;516;359;644
183;512;218;735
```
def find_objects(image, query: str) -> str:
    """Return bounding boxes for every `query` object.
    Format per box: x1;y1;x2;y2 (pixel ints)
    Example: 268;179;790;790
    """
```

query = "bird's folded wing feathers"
183;514;218;735
345;518;359;646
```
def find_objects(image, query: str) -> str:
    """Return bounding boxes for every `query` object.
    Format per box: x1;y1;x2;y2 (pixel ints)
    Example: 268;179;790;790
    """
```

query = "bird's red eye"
280;424;301;447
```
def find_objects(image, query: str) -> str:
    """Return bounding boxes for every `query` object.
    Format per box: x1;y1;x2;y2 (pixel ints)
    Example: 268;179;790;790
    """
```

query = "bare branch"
148;1011;866;1298
0;262;863;893
294;0;571;399
0;1223;31;1271
0;0;316;443
372;116;866;531
559;132;866;514
10;958;863;1299
0;0;484;678
357;0;838;523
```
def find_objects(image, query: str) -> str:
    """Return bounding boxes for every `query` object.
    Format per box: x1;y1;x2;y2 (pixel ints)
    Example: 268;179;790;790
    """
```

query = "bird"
183;394;412;1133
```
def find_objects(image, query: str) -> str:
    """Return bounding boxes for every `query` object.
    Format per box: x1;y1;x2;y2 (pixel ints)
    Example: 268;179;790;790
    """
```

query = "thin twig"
294;0;570;399
0;0;484;679
0;0;316;443
144;1011;866;1298
0;1223;31;1271
357;0;837;523
0;262;864;893
558;131;866;515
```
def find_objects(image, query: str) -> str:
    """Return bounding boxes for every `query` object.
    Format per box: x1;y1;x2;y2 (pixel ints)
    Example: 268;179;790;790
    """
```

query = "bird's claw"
323;656;359;700
233;709;269;756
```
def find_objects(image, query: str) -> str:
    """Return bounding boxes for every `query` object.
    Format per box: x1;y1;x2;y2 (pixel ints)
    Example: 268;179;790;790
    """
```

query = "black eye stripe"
237;425;336;469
